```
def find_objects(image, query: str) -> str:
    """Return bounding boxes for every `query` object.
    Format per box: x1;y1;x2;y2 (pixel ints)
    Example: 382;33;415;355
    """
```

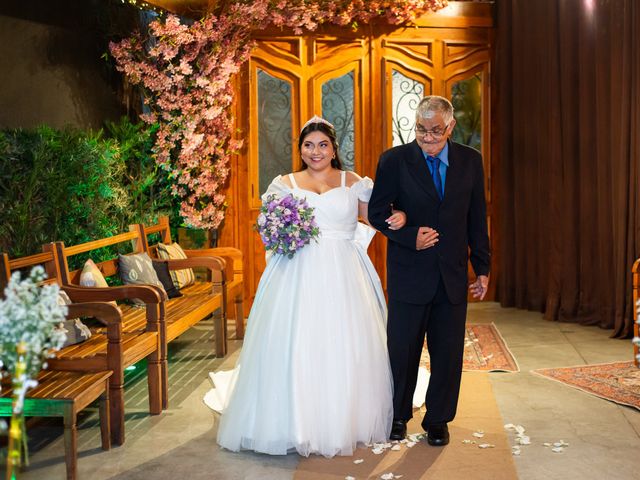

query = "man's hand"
469;275;489;300
415;226;439;250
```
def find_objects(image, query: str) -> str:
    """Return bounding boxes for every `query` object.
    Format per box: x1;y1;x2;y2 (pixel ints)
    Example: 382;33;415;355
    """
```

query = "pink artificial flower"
110;0;448;228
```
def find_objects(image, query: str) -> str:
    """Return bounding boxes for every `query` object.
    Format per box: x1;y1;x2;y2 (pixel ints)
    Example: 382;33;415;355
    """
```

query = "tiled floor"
5;302;640;479
478;304;640;480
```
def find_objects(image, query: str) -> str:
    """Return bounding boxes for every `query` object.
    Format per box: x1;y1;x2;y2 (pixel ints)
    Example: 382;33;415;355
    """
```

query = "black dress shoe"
390;420;407;440
427;423;449;446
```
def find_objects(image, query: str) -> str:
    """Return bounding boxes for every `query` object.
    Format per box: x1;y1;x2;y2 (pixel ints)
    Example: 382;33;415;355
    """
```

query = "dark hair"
298;121;343;170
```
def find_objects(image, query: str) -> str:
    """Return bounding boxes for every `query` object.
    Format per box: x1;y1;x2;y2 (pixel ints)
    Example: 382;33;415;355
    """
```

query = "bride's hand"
386;209;407;230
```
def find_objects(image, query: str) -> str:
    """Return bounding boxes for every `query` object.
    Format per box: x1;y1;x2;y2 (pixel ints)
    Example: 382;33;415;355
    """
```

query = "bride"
204;116;406;458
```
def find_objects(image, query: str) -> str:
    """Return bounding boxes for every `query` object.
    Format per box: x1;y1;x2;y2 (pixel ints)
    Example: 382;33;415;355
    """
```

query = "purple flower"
254;193;320;258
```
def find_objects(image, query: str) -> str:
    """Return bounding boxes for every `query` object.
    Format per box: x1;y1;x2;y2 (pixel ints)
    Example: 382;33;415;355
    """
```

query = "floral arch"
110;0;448;228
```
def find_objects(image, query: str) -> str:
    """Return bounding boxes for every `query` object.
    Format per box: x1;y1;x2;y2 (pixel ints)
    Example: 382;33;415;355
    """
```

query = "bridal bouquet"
256;194;320;258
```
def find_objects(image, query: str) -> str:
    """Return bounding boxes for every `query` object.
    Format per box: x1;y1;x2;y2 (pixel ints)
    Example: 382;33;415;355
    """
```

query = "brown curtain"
495;0;640;337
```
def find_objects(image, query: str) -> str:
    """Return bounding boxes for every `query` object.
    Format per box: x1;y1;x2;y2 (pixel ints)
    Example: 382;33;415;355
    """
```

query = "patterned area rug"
421;323;519;372
533;361;640;410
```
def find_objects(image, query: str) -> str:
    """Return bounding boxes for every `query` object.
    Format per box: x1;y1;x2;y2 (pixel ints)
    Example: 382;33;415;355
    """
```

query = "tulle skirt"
207;236;393;457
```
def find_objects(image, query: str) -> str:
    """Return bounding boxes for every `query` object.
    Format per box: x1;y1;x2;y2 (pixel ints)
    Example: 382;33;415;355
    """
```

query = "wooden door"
230;4;494;308
371;24;493;297
239;34;371;303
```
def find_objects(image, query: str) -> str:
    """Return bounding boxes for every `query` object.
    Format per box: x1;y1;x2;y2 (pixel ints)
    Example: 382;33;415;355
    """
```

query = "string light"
121;0;164;15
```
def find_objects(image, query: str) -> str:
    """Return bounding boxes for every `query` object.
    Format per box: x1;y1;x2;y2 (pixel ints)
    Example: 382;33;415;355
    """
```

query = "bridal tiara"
301;115;334;132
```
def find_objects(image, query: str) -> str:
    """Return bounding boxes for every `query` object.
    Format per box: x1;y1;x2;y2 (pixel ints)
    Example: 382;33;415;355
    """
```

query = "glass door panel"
257;69;293;195
451;72;482;151
391;69;425;146
321;70;355;170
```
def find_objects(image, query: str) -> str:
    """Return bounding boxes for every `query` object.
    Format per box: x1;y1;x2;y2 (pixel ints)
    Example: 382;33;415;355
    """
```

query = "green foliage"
0;118;178;269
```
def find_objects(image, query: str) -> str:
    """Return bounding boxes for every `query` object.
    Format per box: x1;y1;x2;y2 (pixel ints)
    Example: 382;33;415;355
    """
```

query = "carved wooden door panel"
234;12;494;309
370;27;493;297
244;56;295;303
239;34;370;305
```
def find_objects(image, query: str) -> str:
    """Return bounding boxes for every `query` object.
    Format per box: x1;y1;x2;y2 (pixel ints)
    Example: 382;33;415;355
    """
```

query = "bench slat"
0;371;111;401
63;231;139;256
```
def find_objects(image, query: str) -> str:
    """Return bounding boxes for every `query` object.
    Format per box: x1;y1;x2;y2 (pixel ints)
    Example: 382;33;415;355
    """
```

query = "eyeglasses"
415;123;450;139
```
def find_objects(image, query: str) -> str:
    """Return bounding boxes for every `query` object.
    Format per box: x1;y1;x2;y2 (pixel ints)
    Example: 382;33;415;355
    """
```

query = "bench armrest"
66;302;123;343
61;284;164;304
66;302;122;323
159;257;226;282
182;247;241;261
182;248;242;284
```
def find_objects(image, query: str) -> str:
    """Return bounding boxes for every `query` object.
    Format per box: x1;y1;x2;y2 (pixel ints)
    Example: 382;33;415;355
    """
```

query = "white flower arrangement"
0;265;67;472
0;266;68;405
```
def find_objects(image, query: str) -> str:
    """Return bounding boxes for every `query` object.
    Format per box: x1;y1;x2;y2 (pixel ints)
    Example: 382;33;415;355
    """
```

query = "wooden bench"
633;258;639;366
0;370;111;480
48;228;227;410
133;216;245;339
0;250;162;446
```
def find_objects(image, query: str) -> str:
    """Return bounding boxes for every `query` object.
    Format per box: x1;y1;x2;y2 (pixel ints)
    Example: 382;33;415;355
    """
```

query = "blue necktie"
427;156;443;200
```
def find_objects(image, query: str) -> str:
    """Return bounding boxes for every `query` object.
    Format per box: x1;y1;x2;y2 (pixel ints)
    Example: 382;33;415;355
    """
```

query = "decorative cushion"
156;242;195;289
56;290;92;348
118;253;164;289
79;259;109;288
152;260;183;299
118;253;166;305
79;259;117;306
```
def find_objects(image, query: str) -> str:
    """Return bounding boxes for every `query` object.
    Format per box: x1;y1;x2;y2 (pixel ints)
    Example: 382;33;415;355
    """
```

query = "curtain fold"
496;0;640;337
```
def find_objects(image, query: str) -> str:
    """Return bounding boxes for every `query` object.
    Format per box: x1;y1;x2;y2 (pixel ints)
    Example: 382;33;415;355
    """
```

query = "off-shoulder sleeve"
352;176;374;202
261;175;290;202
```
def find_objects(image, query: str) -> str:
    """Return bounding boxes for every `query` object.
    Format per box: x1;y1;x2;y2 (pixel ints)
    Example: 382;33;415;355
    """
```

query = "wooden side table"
0;370;112;480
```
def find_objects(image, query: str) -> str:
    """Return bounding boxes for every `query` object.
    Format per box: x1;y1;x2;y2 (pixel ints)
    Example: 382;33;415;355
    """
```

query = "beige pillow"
79;259;117;306
156;242;195;288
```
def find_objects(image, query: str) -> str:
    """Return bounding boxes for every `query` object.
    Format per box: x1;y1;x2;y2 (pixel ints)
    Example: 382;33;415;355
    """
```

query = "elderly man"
368;95;490;446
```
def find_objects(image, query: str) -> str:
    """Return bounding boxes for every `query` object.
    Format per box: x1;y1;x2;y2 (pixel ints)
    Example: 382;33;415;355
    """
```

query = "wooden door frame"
224;3;496;309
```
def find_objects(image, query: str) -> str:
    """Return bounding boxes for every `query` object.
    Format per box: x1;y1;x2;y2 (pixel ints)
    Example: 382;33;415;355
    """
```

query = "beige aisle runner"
294;372;518;480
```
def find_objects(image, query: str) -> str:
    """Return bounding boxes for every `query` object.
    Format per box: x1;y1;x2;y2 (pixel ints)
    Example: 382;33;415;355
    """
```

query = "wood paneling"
221;7;495;309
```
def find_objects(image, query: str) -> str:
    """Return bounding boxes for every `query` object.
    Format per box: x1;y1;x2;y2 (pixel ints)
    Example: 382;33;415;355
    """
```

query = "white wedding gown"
204;172;394;458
